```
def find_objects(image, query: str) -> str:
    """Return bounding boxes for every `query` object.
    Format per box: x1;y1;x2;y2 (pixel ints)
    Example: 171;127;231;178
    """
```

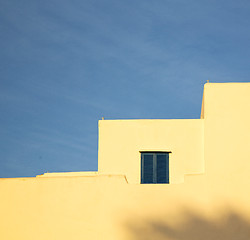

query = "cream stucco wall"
204;83;250;197
98;119;204;184
1;82;250;240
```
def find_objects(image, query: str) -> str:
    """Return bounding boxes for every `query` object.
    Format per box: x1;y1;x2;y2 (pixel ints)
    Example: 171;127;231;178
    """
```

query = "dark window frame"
141;151;170;184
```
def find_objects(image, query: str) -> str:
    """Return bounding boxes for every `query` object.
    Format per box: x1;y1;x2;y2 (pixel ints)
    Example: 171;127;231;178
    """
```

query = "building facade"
1;82;250;240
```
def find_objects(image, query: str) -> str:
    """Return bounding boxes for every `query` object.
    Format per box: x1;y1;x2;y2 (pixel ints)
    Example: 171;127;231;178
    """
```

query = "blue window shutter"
141;152;170;184
142;154;153;183
156;154;169;183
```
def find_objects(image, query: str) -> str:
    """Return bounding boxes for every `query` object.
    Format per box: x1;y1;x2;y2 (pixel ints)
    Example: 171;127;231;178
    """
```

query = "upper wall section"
204;82;250;119
203;82;250;185
98;119;204;184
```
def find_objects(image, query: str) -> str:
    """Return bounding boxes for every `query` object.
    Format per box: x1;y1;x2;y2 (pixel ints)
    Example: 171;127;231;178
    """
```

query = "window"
141;152;170;184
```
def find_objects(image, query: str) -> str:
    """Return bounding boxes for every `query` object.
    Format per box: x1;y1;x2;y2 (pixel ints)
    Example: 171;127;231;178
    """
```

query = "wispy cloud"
0;0;250;177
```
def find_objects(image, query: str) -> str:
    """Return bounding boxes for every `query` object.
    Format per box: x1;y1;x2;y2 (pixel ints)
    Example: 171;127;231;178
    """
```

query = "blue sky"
0;0;249;177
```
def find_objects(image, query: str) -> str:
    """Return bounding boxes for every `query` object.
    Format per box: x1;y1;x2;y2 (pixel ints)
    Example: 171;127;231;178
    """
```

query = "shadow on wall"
127;209;250;240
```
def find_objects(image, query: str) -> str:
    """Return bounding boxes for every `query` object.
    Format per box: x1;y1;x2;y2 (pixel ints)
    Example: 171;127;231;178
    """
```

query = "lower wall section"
1;174;250;240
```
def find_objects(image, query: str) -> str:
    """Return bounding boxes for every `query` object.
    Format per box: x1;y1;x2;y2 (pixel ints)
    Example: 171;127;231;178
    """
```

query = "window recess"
141;152;170;184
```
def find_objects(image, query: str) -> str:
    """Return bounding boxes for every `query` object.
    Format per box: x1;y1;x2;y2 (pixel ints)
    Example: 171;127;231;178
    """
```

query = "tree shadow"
127;209;250;240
